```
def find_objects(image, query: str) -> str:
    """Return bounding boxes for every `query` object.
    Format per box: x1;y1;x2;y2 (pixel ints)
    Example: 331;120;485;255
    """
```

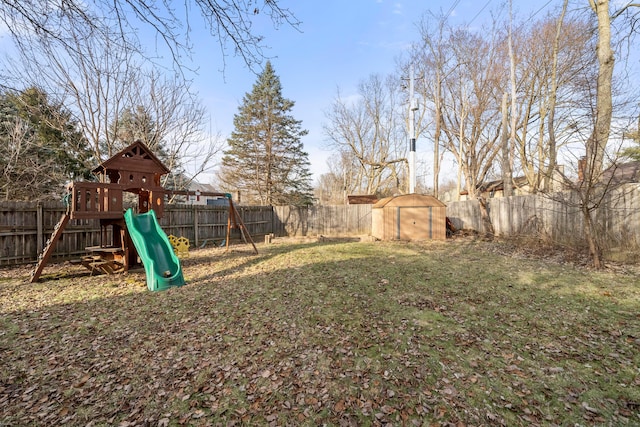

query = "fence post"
194;205;199;247
36;202;44;253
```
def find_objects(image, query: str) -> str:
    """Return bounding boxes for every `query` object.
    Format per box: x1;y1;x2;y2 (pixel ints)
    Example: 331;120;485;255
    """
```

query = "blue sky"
179;0;557;183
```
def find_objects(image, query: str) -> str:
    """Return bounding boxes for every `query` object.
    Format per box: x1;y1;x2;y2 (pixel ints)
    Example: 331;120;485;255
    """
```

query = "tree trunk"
544;0;568;192
586;0;614;182
581;203;603;269
582;0;613;269
478;196;495;239
505;0;515;197
434;74;442;199
501;92;511;197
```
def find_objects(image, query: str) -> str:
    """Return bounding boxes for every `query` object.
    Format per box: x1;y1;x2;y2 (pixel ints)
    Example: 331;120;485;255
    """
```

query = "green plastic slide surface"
124;208;185;291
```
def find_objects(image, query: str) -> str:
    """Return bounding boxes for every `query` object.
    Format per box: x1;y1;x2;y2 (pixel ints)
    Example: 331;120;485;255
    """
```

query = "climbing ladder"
29;212;70;283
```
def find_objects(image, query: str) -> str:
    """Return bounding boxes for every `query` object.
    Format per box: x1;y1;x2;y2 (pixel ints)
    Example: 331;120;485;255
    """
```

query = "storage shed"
372;194;446;241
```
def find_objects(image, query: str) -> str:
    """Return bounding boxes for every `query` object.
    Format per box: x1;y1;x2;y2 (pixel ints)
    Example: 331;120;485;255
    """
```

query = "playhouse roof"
372;194;446;208
92;140;170;176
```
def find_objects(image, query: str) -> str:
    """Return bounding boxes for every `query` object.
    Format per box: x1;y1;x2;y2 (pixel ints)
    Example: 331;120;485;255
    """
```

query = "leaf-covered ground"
1;238;639;426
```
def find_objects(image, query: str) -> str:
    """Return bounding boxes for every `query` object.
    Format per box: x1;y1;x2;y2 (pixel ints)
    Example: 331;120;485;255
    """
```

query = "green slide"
124;208;185;291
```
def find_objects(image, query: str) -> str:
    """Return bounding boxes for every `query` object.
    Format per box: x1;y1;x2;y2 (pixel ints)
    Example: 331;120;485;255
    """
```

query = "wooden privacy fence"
0;202;373;266
0;202;274;266
5;186;639;266
272;205;372;237
158;204;272;248
446;183;640;249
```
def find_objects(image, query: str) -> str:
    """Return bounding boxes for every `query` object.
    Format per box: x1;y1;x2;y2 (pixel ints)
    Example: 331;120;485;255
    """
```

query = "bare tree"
0;113;67;201
1;13;145;162
503;0;516;198
0;0;298;197
0;116;41;200
441;26;507;236
409;14;507;214
315;152;353;205
0;0;299;74
117;70;223;190
586;0;615;183
323;75;407;197
409;12;453;200
510;12;594;194
520;0;639;268
543;0;569;192
573;0;640;268
3;11;221;186
0;87;92;200
402;1;638;263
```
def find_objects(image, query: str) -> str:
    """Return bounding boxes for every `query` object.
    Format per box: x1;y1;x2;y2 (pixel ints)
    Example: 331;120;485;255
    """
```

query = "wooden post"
194;205;199;247
225;207;232;252
36;203;43;254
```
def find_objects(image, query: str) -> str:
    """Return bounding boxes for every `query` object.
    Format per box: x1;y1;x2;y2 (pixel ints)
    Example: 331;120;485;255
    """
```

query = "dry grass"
1;237;639;426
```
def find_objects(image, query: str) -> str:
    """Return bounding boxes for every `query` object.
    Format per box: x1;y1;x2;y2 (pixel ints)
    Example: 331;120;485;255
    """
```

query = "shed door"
398;207;432;240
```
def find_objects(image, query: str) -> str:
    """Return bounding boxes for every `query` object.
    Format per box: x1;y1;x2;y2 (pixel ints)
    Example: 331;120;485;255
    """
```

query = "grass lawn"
1;238;639;426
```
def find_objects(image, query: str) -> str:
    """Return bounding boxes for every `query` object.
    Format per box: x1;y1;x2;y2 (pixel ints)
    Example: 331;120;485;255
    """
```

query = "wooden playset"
29;140;257;284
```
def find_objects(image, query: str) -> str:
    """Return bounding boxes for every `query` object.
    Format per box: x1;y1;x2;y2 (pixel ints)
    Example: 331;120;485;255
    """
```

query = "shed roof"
372;194;446;208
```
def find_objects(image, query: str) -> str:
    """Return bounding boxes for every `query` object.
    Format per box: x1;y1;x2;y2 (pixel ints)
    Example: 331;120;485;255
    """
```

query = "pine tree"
620;114;640;162
220;61;313;206
108;106;189;190
0;87;93;201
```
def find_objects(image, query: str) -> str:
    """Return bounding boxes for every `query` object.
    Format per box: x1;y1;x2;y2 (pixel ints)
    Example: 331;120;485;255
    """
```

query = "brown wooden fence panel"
158;205;273;248
237;206;273;238
0;203;274;266
0;201;102;266
0;201;39;265
272;205;372;237
446;184;640;250
193;206;230;246
9;190;640;267
159;205;196;243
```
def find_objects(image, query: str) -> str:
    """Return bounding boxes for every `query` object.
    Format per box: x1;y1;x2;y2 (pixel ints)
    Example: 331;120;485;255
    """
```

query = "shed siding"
372;194;446;241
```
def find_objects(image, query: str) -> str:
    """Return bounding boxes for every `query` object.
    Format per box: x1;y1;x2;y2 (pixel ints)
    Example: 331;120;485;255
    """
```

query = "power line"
444;0;462;20
525;0;555;24
468;0;493;26
467;0;554;30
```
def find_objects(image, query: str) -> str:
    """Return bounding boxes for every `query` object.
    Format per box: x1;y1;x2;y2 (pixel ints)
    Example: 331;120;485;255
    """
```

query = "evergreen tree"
620;114;640;162
220;61;313;206
110;106;160;153
108;106;188;190
0;87;93;201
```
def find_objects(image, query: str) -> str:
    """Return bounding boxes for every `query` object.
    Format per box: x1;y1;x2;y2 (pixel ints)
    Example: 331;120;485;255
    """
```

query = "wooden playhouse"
30;140;256;283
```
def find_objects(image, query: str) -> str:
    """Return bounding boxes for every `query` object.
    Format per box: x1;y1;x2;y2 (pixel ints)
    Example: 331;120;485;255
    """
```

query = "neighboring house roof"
188;182;219;193
601;161;640;185
460;176;529;196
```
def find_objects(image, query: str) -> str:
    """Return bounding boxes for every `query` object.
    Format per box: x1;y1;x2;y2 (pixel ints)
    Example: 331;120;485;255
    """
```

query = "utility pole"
408;65;418;193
